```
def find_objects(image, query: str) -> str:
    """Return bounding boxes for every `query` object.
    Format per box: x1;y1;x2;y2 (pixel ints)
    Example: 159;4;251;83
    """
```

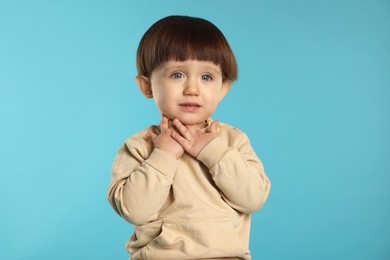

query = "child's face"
140;60;231;128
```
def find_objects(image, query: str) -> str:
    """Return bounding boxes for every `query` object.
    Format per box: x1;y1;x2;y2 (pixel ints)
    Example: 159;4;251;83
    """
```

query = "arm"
107;139;178;225
197;131;271;213
107;116;184;225
170;119;270;213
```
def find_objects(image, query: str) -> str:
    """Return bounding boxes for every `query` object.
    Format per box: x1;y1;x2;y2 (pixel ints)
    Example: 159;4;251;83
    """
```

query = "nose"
183;79;200;96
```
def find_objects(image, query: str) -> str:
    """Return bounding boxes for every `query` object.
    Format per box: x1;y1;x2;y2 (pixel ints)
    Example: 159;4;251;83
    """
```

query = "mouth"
179;102;202;112
179;102;201;108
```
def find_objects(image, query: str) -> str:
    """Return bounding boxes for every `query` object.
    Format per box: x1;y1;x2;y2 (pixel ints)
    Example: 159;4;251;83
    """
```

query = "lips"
179;102;201;112
179;102;201;108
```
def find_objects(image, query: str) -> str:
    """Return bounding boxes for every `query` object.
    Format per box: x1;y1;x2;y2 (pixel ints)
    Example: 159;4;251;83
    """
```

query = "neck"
184;120;208;131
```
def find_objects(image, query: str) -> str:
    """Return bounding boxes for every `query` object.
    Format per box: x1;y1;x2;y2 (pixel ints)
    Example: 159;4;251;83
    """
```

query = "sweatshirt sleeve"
107;138;178;225
197;131;271;213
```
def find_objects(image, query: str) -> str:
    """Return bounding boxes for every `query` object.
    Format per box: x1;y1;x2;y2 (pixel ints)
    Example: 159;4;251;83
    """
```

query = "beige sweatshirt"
107;119;271;260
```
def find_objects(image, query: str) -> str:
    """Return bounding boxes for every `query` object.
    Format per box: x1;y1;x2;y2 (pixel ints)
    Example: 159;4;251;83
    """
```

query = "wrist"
155;146;182;159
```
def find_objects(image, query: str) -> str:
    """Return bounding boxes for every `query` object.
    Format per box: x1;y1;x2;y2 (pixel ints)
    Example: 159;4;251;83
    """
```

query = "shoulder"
120;125;158;159
215;120;242;134
213;120;250;146
124;125;155;144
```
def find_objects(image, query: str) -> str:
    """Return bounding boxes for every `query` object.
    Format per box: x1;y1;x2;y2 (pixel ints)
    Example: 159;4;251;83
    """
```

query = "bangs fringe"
137;16;237;81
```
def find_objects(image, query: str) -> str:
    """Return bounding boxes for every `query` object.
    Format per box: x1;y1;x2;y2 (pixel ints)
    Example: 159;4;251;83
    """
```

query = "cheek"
154;96;165;109
207;89;223;102
153;91;171;110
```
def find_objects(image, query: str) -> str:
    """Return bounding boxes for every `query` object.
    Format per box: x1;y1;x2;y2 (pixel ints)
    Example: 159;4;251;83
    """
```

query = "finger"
173;119;192;140
171;128;191;148
208;120;219;134
160;115;169;132
146;132;157;142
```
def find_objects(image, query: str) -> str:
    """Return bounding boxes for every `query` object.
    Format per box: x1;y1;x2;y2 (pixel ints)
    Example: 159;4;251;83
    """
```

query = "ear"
218;80;232;102
136;75;153;98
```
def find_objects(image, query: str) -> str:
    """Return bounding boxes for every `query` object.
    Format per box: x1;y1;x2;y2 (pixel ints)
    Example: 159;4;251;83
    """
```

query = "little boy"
107;15;271;260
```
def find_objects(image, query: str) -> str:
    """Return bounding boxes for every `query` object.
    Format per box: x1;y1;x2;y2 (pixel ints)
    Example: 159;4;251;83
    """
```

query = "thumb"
208;120;219;134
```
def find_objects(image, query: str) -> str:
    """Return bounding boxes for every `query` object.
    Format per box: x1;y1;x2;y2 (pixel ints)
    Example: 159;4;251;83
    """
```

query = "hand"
171;119;219;158
147;115;184;159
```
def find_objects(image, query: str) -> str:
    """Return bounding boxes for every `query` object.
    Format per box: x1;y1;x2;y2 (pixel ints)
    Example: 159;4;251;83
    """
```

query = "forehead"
156;59;222;73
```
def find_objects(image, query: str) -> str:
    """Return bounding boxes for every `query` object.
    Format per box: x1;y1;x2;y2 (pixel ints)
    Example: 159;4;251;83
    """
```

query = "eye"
171;72;185;79
201;74;213;81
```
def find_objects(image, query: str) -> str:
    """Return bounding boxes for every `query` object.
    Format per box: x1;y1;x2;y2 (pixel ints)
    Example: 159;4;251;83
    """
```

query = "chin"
163;113;209;126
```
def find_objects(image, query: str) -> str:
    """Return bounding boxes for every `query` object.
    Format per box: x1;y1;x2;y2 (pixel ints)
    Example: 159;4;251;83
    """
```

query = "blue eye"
202;75;212;81
171;72;184;79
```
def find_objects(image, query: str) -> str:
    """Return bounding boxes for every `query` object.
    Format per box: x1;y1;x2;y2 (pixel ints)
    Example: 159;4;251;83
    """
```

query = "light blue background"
1;0;389;259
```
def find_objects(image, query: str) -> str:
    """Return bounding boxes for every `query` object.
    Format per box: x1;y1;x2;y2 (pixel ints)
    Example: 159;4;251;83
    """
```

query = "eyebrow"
203;65;221;74
162;64;222;75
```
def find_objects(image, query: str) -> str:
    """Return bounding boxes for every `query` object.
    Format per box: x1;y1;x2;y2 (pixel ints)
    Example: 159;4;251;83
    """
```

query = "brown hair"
136;15;238;82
